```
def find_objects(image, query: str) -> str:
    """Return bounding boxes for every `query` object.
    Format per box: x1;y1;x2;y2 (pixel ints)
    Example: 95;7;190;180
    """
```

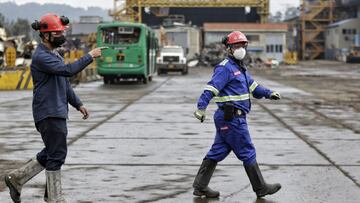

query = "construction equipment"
284;51;298;65
301;0;336;60
346;46;360;63
159;26;169;46
110;0;269;23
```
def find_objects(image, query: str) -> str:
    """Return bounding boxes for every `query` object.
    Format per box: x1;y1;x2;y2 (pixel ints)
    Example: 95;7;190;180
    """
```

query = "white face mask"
233;47;246;60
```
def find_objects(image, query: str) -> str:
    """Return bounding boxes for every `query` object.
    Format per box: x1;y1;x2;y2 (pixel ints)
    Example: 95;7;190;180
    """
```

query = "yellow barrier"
0;67;33;90
284;51;298;65
1;49;99;90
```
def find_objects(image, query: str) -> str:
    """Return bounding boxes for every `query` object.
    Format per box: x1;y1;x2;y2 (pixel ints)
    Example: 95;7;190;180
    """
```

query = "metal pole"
138;0;142;23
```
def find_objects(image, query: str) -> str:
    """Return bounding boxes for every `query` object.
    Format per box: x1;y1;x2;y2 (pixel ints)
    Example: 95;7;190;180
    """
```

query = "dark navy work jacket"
30;43;93;123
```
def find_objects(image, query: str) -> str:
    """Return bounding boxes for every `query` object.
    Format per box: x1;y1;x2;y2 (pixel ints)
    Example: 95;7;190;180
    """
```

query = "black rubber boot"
192;159;220;198
244;161;281;198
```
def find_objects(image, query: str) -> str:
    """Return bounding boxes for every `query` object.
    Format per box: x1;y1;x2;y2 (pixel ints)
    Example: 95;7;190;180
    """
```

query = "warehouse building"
325;18;360;60
203;23;288;62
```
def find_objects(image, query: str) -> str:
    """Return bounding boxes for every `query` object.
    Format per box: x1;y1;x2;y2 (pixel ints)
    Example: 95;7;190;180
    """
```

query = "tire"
149;76;153;82
181;66;188;75
103;76;110;84
143;76;148;84
157;69;162;75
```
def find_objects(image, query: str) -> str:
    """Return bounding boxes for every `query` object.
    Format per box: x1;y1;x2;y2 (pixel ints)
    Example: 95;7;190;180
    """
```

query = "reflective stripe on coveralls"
249;81;258;93
205;81;258;102
213;94;250;102
204;85;219;96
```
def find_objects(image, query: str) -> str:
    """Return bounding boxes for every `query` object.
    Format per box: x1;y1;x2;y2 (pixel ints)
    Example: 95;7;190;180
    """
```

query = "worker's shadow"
254;198;277;203
193;197;277;203
193;197;219;203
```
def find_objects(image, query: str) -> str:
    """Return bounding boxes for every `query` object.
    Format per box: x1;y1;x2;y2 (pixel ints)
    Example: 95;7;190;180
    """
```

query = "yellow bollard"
5;47;16;68
63;52;70;64
75;49;84;60
69;50;76;63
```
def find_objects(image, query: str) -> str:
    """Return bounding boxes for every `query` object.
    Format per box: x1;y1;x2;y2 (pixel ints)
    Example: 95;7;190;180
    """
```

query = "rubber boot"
46;170;67;203
44;181;48;202
244;161;281;198
4;157;44;203
192;159;220;198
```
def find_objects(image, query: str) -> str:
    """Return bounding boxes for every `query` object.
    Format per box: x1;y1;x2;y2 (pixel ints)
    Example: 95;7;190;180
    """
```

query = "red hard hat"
37;13;69;32
227;31;248;45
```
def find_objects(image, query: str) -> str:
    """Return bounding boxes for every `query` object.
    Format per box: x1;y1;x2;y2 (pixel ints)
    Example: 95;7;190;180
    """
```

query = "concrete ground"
0;61;359;203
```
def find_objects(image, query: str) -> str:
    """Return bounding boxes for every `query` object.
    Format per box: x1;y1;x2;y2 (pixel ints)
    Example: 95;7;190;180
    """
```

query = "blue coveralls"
30;43;93;170
197;57;273;166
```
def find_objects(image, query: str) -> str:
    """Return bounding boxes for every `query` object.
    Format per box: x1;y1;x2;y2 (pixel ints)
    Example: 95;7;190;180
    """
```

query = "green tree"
268;11;283;23
0;13;5;27
11;18;31;41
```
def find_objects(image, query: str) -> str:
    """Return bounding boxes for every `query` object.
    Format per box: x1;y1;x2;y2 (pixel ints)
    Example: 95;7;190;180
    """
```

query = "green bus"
96;22;158;84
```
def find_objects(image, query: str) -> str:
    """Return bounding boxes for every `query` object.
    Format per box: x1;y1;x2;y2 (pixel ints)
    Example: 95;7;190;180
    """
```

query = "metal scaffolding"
301;0;335;60
110;0;269;23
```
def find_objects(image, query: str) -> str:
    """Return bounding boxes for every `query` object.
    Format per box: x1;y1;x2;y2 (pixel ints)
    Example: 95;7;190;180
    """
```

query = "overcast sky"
0;0;300;14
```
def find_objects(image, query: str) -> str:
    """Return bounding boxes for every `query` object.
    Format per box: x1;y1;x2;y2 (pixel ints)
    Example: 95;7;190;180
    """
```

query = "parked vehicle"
156;45;188;75
346;46;360;63
96;22;158;84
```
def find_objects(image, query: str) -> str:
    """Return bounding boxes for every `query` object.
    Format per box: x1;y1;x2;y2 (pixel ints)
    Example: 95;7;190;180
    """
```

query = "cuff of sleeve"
197;104;207;110
76;103;83;111
266;91;273;99
86;53;94;62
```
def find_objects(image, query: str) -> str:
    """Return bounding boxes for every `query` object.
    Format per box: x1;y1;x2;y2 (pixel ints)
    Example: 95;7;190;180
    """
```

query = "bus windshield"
101;26;141;44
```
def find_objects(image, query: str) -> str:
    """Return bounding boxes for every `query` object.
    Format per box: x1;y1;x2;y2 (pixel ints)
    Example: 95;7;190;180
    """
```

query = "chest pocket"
235;74;246;82
229;72;250;95
234;73;248;85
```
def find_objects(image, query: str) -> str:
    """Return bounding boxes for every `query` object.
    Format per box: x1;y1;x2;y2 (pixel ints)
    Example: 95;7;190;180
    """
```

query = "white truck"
156;45;188;75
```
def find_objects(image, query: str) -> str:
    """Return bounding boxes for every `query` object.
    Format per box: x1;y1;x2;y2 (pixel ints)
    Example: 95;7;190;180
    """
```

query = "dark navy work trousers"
35;117;68;171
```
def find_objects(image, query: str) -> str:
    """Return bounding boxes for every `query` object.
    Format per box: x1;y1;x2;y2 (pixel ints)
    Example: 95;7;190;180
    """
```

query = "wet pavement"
0;64;359;202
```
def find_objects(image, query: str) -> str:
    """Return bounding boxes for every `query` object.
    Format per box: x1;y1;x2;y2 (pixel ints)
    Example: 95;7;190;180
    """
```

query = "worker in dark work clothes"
4;13;103;203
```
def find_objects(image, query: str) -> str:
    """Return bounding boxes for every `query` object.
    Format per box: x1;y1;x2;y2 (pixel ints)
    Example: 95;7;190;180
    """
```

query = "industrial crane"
109;0;269;23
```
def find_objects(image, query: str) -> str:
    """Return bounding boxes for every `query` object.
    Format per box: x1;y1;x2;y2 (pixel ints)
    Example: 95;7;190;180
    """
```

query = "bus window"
101;27;141;44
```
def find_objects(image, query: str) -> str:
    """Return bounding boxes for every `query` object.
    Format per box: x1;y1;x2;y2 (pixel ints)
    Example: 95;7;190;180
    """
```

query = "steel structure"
110;0;269;23
301;0;335;60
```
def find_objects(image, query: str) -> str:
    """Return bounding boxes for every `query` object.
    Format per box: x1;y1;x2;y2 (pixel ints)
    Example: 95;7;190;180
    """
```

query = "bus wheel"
104;76;110;84
149;76;153;82
143;76;148;84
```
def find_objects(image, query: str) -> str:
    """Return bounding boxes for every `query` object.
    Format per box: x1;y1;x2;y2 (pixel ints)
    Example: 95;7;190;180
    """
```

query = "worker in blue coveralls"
4;13;103;203
192;31;282;199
